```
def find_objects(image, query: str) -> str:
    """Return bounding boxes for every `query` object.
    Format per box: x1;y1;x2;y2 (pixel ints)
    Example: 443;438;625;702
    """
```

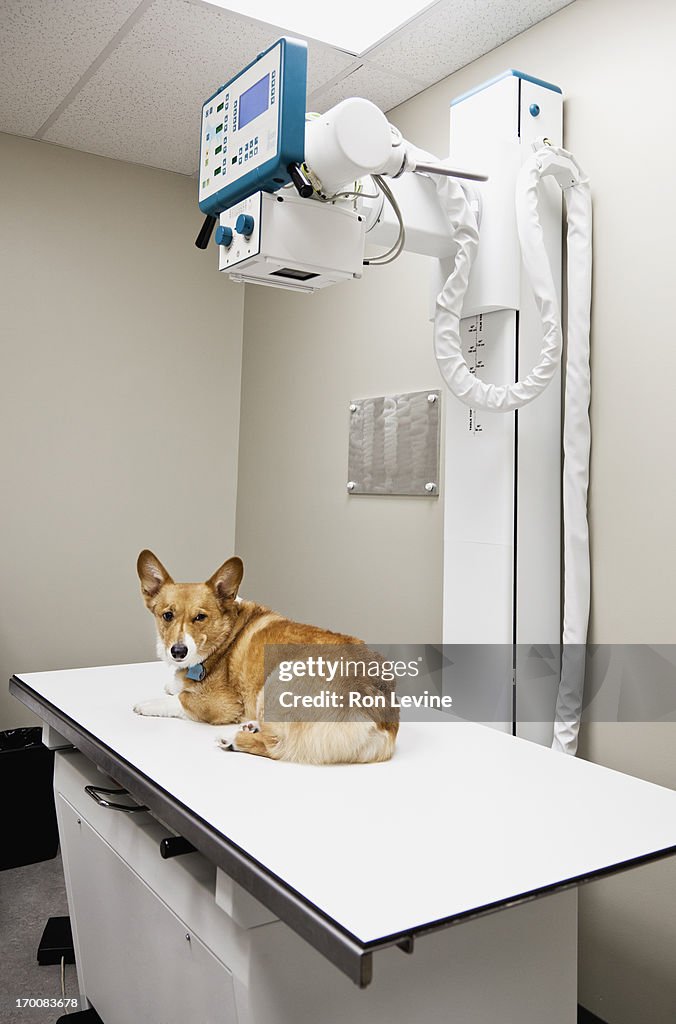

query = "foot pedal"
37;915;75;965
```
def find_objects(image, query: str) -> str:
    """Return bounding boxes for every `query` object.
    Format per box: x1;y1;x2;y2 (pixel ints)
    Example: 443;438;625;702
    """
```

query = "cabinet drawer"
59;796;237;1024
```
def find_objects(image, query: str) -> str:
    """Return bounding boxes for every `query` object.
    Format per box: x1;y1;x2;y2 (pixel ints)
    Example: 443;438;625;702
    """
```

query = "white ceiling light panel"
199;0;441;54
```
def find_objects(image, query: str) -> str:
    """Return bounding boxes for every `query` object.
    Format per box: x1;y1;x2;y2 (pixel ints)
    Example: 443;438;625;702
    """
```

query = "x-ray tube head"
304;98;394;196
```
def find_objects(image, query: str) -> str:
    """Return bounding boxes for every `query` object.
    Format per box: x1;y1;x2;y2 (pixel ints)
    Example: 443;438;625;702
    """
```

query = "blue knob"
529;103;541;117
215;225;233;247
236;213;255;237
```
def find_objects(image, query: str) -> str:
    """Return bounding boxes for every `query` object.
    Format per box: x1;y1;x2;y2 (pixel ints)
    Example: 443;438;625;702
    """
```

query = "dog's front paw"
134;699;157;716
164;675;183;696
133;696;185;718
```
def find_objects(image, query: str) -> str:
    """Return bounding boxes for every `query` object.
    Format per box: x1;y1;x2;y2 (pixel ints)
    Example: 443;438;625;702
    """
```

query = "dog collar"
186;663;206;682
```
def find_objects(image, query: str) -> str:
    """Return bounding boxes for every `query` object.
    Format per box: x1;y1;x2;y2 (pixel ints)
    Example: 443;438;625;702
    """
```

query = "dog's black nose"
171;644;188;661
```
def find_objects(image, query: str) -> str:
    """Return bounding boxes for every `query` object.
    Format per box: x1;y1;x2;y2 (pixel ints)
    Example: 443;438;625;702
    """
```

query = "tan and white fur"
134;550;399;765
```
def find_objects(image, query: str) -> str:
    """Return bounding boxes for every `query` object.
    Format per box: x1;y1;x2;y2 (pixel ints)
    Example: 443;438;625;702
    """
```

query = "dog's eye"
194;613;207;622
162;611;174;622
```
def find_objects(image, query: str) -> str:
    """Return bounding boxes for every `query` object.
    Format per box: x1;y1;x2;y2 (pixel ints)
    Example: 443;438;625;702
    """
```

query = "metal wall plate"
347;390;441;496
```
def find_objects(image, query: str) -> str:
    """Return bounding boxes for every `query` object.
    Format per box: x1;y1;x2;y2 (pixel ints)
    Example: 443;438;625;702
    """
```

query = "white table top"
15;661;676;945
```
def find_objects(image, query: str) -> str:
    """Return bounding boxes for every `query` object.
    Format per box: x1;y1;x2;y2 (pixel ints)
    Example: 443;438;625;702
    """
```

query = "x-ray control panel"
198;37;307;217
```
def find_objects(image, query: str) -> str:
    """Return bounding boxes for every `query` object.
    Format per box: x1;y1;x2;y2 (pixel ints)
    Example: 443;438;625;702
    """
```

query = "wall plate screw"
427;394;438;403
77;818;81;825
347;481;356;491
185;933;191;942
425;482;437;493
349;403;358;412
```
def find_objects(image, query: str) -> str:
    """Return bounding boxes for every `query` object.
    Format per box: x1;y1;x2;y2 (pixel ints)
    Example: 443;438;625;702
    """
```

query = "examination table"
10;661;676;1024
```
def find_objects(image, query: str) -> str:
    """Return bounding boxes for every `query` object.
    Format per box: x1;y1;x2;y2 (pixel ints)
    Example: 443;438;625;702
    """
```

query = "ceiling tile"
308;63;427;116
0;0;143;137
305;43;358;95
363;0;575;87
43;0;355;174
15;0;577;173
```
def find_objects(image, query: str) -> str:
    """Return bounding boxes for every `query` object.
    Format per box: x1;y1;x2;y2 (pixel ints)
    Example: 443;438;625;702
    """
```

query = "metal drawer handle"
84;784;149;813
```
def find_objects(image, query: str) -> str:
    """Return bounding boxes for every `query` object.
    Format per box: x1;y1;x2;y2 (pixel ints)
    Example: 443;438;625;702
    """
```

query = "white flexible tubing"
516;145;592;755
429;142;592;754
551;161;593;755
432;173;562;412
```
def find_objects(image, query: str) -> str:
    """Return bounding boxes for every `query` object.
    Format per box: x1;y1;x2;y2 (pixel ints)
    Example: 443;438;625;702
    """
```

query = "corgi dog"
134;550;399;765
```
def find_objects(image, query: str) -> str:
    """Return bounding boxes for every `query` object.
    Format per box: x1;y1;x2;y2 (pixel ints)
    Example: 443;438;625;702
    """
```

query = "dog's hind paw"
216;721;259;752
216;725;239;751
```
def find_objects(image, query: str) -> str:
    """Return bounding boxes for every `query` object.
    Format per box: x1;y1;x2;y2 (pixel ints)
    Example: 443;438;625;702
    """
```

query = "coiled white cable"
429;140;592;754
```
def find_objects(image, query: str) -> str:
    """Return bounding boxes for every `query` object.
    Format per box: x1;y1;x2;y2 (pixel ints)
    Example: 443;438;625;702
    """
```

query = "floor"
0;853;79;1024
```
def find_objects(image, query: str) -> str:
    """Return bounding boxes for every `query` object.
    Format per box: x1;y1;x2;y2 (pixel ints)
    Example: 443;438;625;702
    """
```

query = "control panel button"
235;214;255;237
215;225;234;247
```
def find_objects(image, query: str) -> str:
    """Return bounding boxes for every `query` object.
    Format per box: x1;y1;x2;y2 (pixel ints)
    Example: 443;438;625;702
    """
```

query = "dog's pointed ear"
207;556;243;605
137;550;173;607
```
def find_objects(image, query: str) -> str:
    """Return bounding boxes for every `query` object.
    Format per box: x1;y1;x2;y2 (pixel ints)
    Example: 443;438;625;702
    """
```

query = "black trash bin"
0;727;59;870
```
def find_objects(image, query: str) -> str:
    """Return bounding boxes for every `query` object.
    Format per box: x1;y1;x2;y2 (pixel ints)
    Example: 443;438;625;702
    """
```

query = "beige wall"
0;132;243;730
236;248;444;640
236;0;676;1020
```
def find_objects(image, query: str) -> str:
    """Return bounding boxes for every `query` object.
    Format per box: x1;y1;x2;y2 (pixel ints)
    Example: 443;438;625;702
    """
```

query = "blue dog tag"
186;663;206;682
